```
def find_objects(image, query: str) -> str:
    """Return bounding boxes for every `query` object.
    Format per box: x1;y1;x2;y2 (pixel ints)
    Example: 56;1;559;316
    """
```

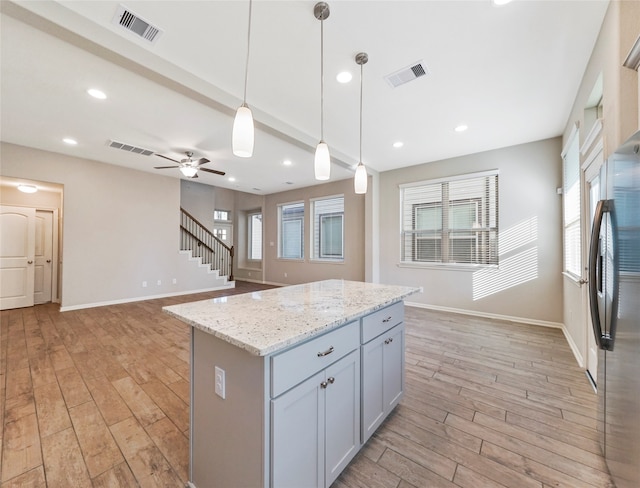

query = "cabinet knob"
382;316;392;323
46;259;52;263
27;260;33;264
320;381;328;389
317;346;334;357
327;377;335;384
384;337;394;345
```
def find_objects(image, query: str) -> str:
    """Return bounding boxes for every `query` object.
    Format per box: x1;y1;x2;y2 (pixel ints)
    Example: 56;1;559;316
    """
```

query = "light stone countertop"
163;279;420;356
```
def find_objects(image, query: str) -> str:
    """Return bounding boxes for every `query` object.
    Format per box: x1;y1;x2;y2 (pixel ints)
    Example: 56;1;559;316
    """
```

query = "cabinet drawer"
361;301;404;344
271;320;359;398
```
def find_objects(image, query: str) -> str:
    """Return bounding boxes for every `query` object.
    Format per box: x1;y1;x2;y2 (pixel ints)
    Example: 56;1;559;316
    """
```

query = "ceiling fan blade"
190;173;199;178
200;168;226;176
155;154;181;164
195;158;210;166
154;165;179;169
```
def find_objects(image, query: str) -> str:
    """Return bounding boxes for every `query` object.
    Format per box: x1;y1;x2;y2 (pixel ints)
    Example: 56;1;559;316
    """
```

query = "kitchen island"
164;279;420;488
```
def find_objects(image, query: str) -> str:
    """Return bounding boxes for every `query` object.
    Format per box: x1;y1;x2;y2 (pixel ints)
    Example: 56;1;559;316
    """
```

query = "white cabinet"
361;304;405;443
272;349;360;488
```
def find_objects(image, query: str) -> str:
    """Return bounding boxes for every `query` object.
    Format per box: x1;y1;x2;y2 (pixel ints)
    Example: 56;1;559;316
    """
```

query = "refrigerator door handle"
588;199;616;351
589;199;606;349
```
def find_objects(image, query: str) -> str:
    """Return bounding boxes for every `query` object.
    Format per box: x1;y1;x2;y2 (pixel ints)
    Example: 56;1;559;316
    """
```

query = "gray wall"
263;178;366;285
180;179;216;232
378;138;564;325
1;142;221;309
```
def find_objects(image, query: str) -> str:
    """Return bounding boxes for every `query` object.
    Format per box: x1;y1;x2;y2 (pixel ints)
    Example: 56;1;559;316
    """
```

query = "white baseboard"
404;300;563;329
561;324;585;368
59;283;235;312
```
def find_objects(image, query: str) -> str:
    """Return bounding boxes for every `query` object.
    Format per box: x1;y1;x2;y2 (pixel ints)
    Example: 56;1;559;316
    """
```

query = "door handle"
27;260;33;264
46;259;51;263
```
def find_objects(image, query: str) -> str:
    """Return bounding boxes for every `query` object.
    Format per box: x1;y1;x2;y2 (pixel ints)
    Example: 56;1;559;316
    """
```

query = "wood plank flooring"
1;282;613;487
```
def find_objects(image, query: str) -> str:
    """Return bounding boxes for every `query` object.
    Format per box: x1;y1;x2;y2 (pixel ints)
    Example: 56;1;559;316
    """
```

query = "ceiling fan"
153;151;225;178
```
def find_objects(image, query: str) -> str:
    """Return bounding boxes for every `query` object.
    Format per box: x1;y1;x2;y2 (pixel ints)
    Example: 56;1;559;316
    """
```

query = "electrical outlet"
284;272;288;278
215;366;226;399
157;280;162;286
142;281;147;288
172;278;177;284
248;272;251;277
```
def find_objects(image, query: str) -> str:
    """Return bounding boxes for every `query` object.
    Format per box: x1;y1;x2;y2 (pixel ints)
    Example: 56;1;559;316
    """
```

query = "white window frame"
399;170;499;268
247;211;262;262
277;201;304;260
311;195;345;262
562;125;581;280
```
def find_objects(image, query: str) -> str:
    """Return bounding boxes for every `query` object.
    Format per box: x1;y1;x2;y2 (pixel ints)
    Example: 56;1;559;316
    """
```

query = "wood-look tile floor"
1;282;613;488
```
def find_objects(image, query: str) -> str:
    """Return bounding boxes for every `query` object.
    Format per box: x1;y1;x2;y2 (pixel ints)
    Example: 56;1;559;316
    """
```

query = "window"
562;130;581;278
401;171;498;265
214;209;230;221
214;228;228;241
311;196;344;260
278;202;304;259
248;212;262;261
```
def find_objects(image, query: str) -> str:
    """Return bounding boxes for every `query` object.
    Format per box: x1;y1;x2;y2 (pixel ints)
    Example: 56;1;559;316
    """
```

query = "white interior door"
34;210;54;304
0;205;36;310
583;142;604;385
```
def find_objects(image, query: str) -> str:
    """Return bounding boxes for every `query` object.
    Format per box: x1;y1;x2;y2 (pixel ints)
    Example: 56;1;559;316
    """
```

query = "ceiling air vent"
384;61;429;88
112;5;163;44
108;140;155;156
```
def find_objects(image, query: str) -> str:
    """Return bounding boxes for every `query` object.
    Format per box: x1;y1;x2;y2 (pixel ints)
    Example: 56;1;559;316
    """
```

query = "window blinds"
401;171;498;265
312;196;344;260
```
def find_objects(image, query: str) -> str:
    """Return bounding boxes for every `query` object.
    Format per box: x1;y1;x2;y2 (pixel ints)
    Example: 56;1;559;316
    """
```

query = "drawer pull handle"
320;381;328;389
382;316;393;323
317;346;334;357
384;337;394;345
327;377;335;384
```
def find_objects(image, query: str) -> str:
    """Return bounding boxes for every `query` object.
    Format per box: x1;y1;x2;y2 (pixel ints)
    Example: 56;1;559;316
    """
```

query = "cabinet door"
272;371;325;488
325;349;360;487
361;323;405;443
361;333;385;443
383;324;405;411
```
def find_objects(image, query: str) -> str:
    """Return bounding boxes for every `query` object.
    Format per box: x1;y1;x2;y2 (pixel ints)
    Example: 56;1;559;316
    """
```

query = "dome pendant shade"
314;141;331;180
232;104;254;158
354;162;368;194
180;166;198;178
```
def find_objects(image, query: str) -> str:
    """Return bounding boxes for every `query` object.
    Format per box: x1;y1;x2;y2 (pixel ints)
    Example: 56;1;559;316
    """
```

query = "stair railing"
180;208;234;281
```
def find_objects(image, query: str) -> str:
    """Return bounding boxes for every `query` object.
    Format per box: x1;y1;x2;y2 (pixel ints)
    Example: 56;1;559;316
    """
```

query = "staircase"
180;208;235;288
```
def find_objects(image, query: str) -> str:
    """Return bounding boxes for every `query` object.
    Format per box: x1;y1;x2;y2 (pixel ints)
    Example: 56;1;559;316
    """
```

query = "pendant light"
354;52;368;194
232;0;254;158
314;2;331;180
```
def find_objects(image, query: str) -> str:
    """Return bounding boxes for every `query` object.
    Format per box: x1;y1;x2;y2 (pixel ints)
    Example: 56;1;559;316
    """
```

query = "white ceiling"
1;0;609;195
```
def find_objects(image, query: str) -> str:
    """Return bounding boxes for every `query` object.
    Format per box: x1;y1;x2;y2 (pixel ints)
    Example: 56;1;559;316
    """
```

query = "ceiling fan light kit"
232;0;255;158
314;2;331;181
154;151;226;179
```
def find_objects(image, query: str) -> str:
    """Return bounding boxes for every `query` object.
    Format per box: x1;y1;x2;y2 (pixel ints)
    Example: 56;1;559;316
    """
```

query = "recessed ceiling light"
228;177;236;182
454;125;468;132
336;71;352;83
63;138;78;145
492;0;513;5
283;159;292;166
18;184;38;193
393;141;404;148
87;88;107;99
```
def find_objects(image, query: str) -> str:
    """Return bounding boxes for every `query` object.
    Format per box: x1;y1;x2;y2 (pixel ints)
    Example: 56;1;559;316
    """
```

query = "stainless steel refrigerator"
589;129;640;488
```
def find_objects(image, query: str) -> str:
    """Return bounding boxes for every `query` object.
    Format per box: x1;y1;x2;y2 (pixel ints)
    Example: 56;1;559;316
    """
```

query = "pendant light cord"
242;0;253;104
320;13;325;141
359;62;363;163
